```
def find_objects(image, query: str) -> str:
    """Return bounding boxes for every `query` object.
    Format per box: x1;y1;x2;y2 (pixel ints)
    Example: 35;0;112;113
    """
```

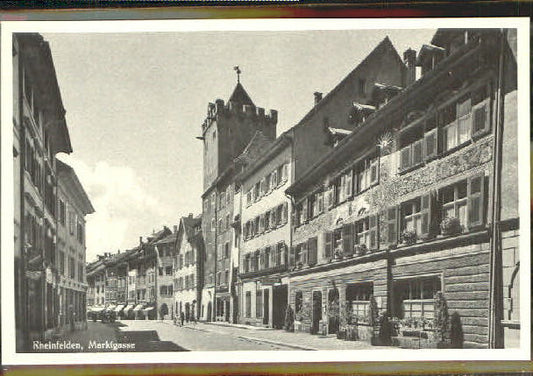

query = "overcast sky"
43;28;436;262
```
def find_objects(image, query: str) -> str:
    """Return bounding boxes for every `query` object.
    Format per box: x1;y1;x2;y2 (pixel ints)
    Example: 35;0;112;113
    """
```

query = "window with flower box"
400;194;432;239
392;276;441;319
354;215;378;251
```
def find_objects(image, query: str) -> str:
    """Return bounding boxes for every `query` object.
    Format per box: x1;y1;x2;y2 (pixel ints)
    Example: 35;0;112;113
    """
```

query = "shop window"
346;283;373;318
393;276;441;319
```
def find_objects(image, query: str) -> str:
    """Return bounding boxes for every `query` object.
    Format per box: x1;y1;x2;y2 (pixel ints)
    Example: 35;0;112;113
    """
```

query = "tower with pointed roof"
199;77;277;323
201;81;277;191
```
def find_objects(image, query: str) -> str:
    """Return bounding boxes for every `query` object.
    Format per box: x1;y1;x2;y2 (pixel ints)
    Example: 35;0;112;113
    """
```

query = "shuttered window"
424;128;438;159
355;215;378;250
342;223;354;257
386;207;398;245
307;237;318;266
467;174;485;227
324;231;333;260
472;99;490;136
289;246;296;268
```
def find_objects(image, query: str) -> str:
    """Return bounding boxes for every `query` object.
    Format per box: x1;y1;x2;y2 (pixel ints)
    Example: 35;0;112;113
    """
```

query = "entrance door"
312;291;322;335
263;289;270;325
207;302;212;321
328;288;339;334
272;284;288;329
225;300;230;322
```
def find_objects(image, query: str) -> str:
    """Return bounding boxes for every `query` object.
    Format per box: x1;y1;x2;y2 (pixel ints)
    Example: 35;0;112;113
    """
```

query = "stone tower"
201;82;277;191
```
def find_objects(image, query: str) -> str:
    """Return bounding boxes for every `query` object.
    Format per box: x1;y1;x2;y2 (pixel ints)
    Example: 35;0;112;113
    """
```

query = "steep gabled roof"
292;36;406;131
228;82;254;106
235;130;275;168
56;159;95;215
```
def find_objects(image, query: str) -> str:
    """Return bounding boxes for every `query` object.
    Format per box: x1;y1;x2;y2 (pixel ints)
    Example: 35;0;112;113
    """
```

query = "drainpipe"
488;28;506;349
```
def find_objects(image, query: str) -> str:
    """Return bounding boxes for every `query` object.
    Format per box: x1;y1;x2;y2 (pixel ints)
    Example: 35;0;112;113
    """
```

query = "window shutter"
420;193;432;238
301;242;308;265
400;146;411;170
472;99;490;136
307;237;318;266
386;207;398;245
424;128;438;159
369;215;378;250
282;202;288;224
345;170;353;198
324;231;333;259
259;214;265;233
289;246;296;268
342;223;354;257
271;170;278;188
302;198;308;222
412;139;423;165
370;160;379;185
467;174;485;228
317;191;324;214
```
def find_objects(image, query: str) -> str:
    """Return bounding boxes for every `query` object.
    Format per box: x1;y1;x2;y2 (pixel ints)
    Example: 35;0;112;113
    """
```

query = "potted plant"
401;229;417;245
440;217;463;236
433;291;450;348
294;301;311;333
334;249;344;260
368;295;381;345
283;305;295;332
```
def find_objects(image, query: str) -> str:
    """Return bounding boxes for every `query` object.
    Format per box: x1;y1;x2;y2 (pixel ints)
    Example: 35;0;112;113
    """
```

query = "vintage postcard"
1;18;530;365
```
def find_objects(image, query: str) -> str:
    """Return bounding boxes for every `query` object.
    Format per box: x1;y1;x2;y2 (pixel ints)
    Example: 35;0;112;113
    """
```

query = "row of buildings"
13;33;95;352
86;28;520;349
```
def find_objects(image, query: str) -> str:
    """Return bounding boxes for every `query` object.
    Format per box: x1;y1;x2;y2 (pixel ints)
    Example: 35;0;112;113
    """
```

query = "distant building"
55;160;94;331
155;227;178;320
174;214;203;321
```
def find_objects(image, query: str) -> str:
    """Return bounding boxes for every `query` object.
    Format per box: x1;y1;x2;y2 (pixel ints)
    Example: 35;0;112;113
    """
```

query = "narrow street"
55;320;382;352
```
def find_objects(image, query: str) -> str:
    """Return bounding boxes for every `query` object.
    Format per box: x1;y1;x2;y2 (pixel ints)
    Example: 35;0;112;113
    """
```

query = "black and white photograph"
1;18;530;364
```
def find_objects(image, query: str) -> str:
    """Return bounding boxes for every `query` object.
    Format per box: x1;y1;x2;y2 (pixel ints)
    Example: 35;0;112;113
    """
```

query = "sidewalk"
177;321;387;351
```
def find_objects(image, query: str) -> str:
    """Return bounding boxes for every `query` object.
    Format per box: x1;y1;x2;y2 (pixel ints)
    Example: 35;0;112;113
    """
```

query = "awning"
142;307;154;312
133;304;144;312
124;304;134;312
106;305;117;311
91;306;105;312
114;304;125;313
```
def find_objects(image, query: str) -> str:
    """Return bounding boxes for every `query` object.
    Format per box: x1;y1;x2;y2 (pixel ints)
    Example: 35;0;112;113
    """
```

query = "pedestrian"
180;311;184;326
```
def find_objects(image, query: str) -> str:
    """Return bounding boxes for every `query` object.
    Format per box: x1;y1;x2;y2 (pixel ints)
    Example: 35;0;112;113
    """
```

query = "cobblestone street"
114;320;384;351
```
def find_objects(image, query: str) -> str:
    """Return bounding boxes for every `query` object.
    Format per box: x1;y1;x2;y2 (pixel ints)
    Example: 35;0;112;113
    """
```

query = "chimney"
403;48;417;86
173;225;178;234
188;213;193;218
314;92;323;106
139;236;143;245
